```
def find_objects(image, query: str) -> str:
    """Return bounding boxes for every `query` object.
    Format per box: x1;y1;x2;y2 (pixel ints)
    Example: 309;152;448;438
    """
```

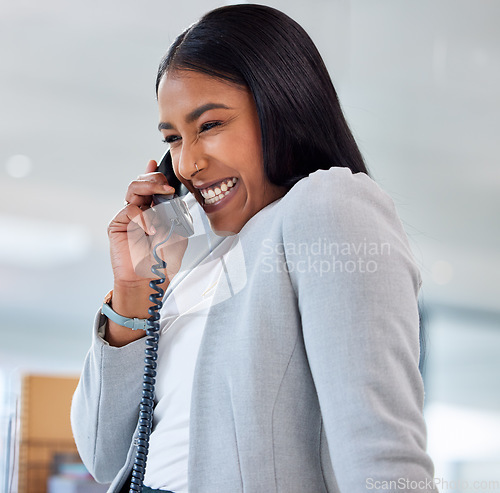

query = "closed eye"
162;121;222;144
200;121;222;132
162;135;181;144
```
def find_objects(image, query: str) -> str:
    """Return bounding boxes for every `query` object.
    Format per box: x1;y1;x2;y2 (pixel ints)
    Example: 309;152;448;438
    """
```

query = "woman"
71;4;436;492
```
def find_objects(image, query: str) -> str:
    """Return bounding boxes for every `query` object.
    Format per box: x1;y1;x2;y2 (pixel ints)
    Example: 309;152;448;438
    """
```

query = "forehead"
157;70;252;117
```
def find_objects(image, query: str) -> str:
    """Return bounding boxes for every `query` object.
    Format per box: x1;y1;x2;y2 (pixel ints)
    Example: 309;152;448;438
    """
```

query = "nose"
176;143;200;181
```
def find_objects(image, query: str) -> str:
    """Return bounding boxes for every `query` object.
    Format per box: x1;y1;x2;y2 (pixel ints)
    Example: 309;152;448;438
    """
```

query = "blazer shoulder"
280;166;396;226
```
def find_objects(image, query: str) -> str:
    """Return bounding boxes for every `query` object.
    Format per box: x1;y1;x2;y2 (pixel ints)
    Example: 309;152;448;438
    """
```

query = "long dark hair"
155;4;369;189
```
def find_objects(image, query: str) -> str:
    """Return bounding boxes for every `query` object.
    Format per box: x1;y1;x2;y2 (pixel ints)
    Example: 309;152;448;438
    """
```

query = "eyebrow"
158;103;232;131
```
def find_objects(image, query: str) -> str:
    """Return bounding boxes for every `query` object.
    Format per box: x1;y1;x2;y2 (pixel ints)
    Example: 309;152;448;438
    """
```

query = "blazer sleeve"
71;309;145;483
282;167;436;492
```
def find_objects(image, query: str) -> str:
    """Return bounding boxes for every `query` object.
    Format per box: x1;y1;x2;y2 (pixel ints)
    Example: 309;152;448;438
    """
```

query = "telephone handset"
129;151;193;492
152;150;195;238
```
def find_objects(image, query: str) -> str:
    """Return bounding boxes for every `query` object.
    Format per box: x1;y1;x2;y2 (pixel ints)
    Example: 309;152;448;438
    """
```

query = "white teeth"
200;177;238;203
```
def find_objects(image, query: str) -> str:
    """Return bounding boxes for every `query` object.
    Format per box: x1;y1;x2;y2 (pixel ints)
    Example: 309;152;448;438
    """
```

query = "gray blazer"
71;167;436;492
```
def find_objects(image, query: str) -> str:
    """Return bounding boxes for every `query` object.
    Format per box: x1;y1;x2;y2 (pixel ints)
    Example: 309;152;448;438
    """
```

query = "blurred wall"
1;0;499;489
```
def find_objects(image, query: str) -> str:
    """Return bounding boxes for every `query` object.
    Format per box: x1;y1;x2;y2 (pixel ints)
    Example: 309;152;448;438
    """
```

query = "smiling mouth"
199;177;239;205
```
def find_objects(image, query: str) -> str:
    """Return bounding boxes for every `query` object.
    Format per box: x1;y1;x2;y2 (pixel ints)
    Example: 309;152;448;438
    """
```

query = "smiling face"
157;70;287;236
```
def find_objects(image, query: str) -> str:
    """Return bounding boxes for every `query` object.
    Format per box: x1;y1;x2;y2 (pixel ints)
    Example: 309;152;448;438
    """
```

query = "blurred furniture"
47;452;107;493
17;374;99;493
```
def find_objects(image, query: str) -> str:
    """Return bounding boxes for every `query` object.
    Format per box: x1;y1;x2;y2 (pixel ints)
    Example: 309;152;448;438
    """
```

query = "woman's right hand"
104;159;188;346
108;159;187;285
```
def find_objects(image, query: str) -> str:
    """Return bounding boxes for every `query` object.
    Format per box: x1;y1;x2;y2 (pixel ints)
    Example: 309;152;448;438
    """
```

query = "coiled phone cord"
129;221;175;493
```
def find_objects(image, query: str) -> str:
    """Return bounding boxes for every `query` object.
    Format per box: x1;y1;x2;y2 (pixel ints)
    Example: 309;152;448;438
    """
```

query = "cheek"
207;130;255;156
207;123;262;163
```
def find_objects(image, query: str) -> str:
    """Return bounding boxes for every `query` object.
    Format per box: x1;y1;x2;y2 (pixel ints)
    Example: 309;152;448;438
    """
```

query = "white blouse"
144;195;235;491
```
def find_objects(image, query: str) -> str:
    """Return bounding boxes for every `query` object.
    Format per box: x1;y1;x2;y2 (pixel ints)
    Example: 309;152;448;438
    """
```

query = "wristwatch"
101;290;148;331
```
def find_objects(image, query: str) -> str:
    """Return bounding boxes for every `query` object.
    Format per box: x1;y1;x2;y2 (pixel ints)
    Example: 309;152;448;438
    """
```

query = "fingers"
125;160;176;208
109;203;156;237
145;159;158;174
125;177;173;206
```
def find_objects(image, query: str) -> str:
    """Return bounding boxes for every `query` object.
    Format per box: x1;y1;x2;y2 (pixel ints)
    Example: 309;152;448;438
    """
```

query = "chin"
205;214;243;236
209;222;239;237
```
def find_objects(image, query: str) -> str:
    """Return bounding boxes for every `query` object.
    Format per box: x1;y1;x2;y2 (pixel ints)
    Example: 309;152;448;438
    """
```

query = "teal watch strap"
101;302;148;331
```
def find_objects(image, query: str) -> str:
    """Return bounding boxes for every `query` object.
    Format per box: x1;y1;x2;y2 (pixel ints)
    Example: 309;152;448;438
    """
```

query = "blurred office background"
1;0;499;491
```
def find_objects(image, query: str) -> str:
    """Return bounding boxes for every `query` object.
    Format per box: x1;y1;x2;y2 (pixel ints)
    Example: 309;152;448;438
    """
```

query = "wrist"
102;284;155;347
102;291;148;332
112;280;157;320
